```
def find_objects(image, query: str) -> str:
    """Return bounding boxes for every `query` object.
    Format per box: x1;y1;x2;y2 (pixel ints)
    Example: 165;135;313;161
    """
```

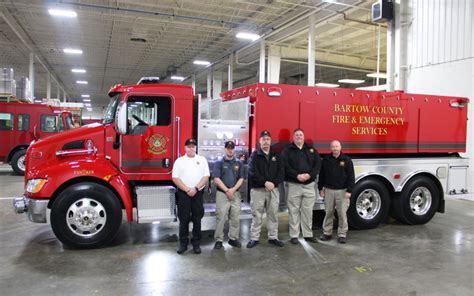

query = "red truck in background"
13;80;469;249
0;101;75;174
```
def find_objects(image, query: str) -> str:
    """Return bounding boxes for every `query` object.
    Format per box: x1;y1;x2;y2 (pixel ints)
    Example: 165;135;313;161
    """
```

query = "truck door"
0;111;14;160
120;95;174;174
15;113;32;145
38;114;64;137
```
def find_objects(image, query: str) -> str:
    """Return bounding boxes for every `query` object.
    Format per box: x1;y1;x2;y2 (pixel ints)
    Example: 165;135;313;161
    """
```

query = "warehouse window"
17;114;30;131
0;113;13;131
127;96;171;134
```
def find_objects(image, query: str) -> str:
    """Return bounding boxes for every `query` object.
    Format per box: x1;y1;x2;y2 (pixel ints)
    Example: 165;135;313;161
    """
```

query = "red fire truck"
0;101;75;174
13;81;469;248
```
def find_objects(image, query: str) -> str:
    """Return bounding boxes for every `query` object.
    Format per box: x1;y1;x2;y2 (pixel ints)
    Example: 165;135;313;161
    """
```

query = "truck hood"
26;122;106;176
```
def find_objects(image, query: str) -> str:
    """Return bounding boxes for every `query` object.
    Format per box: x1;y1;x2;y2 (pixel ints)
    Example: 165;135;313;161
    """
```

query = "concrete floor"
0;164;473;296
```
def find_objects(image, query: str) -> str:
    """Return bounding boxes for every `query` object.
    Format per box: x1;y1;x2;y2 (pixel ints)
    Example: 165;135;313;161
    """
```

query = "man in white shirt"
172;138;210;254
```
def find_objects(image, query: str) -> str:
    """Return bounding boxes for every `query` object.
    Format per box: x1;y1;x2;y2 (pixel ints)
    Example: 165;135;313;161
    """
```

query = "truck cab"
0;101;75;174
14;82;196;248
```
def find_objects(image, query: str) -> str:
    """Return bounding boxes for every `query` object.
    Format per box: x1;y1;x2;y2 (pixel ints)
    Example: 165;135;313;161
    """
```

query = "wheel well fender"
355;174;394;195
48;176;133;220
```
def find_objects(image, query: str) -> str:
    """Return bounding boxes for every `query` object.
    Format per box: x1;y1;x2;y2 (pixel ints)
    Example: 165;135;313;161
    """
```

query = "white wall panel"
405;0;474;192
408;0;473;68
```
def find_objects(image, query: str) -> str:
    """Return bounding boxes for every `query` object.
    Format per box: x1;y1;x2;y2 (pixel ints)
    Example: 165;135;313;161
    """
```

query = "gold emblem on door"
146;133;168;155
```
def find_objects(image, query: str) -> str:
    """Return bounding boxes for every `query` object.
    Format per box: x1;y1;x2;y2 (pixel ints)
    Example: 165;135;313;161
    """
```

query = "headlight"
26;179;47;193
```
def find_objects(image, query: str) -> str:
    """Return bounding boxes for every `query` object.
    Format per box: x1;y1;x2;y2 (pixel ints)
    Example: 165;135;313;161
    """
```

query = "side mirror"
115;101;128;135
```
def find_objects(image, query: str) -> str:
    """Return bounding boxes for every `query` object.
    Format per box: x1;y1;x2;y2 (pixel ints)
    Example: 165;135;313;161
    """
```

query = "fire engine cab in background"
13;79;469;249
0;101;75;175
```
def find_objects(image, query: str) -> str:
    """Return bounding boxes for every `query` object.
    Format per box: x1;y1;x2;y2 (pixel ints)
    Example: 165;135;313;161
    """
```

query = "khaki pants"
322;188;349;238
214;191;241;242
287;182;316;238
249;188;280;241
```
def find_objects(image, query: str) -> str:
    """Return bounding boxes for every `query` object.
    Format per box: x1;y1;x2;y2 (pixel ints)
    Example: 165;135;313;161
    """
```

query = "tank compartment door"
197;96;251;211
447;165;468;194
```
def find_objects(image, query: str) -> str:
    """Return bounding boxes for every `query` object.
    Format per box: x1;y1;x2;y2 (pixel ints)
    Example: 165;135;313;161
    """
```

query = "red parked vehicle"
13;80;469;248
0;101;75;174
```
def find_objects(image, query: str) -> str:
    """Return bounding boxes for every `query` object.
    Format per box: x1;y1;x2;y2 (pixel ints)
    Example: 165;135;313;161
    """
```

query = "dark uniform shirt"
282;142;321;184
213;157;244;191
248;148;285;189
318;153;355;193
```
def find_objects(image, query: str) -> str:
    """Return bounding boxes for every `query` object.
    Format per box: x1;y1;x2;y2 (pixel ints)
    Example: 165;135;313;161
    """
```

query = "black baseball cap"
185;138;197;146
260;130;271;138
224;140;235;149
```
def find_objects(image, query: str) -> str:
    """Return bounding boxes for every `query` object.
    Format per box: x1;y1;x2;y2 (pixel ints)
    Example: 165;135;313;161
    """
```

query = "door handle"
162;158;170;168
176;116;181;157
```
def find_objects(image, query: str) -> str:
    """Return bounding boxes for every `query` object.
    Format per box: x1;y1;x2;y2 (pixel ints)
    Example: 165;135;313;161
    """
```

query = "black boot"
192;239;201;254
177;239;189;254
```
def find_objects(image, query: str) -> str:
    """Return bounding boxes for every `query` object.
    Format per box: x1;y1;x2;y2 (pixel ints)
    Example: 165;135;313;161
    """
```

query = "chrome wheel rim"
356;189;382;220
17;155;26;172
66;198;107;237
409;187;432;216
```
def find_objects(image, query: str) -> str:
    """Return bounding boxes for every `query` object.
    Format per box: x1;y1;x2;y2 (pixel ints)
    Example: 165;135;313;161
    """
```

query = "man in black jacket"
282;129;321;245
318;140;355;244
247;130;285;248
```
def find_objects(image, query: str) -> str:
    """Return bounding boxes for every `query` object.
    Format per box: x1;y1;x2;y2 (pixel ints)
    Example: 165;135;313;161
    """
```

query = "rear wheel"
11;149;26;175
51;182;122;249
392;176;439;225
347;179;390;229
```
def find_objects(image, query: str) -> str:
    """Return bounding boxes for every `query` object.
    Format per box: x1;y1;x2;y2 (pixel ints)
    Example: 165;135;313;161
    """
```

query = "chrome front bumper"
13;196;48;223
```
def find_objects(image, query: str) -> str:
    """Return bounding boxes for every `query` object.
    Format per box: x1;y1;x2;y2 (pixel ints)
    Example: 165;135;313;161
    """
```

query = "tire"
347;179;390;230
11;149;26;175
392;176;439;225
51;182;122;249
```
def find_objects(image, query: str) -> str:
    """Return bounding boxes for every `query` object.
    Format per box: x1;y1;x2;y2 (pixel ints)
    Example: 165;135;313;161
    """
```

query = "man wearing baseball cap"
213;140;245;250
247;130;285;248
172;138;210;254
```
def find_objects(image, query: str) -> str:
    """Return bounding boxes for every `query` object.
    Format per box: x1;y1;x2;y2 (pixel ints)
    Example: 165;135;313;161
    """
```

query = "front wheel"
347;179;390;230
392;176;439;225
11;149;26;175
51;182;122;249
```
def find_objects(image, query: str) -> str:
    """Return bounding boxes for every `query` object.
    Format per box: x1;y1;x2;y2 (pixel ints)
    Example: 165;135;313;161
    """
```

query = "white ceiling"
0;0;387;118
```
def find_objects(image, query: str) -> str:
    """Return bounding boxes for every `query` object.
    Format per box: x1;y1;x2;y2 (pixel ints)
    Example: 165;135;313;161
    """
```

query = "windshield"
103;94;121;124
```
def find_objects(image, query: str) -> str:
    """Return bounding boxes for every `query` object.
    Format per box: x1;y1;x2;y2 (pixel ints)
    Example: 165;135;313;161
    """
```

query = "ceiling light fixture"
130;37;147;43
193;60;211;66
83;99;91;102
81;94;90;98
316;83;340;88
367;72;387;79
171;76;185;81
71;69;86;73
48;9;77;17
236;32;261;41
338;79;365;84
76;80;88;84
63;48;83;54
